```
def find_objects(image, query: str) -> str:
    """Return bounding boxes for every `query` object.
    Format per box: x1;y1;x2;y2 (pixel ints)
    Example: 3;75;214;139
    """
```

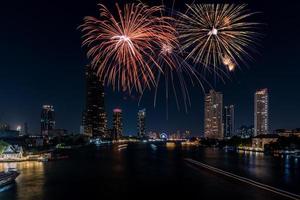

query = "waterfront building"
137;109;146;138
41;105;55;136
274;128;300;137
254;88;269;136
0;145;23;160
113;108;123;140
204;90;223;139
252;134;279;150
169;131;182;140
147;131;159;140
25;136;44;148
223;105;235;138
82;65;107;137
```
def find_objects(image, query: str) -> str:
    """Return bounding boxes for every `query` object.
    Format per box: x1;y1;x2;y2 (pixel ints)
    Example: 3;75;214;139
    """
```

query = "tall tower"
82;65;107;137
23;122;29;135
254;88;268;136
41;105;55;136
204;90;223;139
137;109;146;138
223;105;235;138
113;108;123;140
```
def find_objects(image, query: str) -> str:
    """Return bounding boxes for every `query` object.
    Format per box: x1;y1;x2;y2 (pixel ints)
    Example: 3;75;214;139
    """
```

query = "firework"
141;5;206;113
80;3;176;93
177;4;261;72
150;40;205;113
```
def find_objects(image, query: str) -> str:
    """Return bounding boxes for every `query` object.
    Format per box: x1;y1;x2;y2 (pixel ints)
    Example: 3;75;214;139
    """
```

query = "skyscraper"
223;105;235;138
41;105;55;136
113;108;123;140
137;109;146;138
204;90;223;139
82;65;107;137
254;88;269;136
23;122;28;135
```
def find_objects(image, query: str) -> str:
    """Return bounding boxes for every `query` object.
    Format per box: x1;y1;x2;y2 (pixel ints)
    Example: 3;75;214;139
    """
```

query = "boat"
0;170;20;188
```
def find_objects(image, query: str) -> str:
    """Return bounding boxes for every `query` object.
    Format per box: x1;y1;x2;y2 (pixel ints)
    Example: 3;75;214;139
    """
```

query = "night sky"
0;0;299;135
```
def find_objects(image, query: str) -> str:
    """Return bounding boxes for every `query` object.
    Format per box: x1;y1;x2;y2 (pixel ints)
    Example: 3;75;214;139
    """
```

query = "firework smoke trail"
177;4;261;73
80;3;176;94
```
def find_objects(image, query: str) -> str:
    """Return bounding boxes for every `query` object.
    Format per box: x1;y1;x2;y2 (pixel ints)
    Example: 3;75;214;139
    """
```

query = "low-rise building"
274;129;300;137
0;145;23;160
252;134;279;150
25;135;44;148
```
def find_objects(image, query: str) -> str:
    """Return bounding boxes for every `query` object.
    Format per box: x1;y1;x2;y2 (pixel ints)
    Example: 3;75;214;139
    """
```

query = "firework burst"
177;4;261;72
151;39;206;113
141;4;207;114
80;3;176;93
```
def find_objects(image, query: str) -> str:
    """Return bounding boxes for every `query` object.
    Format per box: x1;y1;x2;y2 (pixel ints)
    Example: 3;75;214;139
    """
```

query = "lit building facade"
223;105;235;138
41;105;55;136
137;109;146;138
274;128;300;137
82;65;107;137
204;90;223;139
254;88;269;136
113;108;123;140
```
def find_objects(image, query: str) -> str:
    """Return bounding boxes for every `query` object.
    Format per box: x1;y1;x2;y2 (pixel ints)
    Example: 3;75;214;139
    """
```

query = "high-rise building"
204;90;223;139
113;108;123;140
82;65;107;137
223;105;235;138
24;122;28;135
254;88;269;136
21;122;28;135
41;105;55;136
137;109;146;138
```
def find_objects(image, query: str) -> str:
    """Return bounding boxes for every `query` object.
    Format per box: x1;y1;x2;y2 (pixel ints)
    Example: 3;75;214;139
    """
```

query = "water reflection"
0;145;299;200
0;162;45;200
198;148;300;193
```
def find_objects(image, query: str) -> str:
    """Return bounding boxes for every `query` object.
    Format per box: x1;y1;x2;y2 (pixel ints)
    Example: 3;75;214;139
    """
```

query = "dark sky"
0;0;299;135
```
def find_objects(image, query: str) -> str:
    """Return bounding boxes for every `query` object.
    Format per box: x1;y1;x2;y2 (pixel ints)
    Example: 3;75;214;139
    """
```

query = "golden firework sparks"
80;3;176;93
177;4;261;72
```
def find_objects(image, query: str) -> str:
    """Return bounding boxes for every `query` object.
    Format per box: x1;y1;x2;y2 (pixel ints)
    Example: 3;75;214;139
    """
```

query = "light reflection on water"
0;145;299;200
198;147;300;193
0;161;45;200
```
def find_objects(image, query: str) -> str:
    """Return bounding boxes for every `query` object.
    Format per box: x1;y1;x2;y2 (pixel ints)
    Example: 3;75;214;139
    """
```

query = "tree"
0;140;9;154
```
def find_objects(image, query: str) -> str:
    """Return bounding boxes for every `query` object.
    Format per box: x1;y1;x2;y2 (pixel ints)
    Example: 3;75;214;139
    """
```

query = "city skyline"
0;0;300;135
0;1;300;200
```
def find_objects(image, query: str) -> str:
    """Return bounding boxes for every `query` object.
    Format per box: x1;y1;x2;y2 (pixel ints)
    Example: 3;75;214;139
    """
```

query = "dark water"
0;143;299;200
